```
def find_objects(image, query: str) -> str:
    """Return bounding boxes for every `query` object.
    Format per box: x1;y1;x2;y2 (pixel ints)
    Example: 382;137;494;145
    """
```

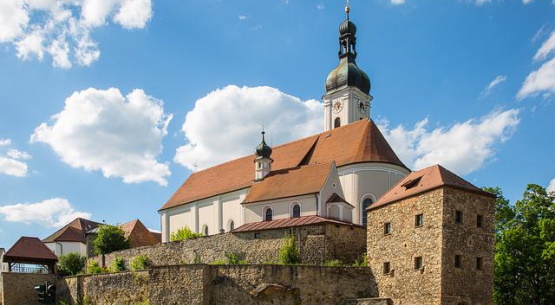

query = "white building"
159;8;411;242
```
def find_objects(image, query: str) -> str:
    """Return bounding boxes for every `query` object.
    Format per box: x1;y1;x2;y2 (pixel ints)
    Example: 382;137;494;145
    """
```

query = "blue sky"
1;0;554;249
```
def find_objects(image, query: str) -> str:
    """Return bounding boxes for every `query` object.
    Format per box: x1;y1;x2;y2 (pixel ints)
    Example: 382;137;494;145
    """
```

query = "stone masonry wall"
58;264;377;305
89;223;366;269
1;272;57;305
367;188;444;305
441;187;495;305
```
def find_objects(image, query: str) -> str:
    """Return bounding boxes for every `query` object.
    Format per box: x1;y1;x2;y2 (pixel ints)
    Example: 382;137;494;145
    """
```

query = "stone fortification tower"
366;165;495;305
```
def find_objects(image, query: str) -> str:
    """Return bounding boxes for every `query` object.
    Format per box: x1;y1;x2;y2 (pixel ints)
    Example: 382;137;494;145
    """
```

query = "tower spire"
345;0;350;20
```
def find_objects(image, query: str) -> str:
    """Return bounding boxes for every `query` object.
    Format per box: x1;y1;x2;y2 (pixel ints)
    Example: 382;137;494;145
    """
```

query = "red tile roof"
327;193;353;207
368;164;495;211
120;219;161;248
161;119;407;210
3;237;57;263
243;163;332;204
232;215;357;232
42;218;101;243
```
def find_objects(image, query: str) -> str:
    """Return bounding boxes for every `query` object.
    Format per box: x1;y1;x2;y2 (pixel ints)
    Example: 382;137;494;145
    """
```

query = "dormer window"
402;176;422;190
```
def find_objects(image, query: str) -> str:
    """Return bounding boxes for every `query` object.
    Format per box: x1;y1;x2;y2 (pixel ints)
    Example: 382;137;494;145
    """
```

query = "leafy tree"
57;252;86;275
93;225;129;256
170;226;203;242
492;184;555;305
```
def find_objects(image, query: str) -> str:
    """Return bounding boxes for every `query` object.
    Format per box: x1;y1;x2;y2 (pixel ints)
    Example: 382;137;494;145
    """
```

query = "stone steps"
343;297;392;305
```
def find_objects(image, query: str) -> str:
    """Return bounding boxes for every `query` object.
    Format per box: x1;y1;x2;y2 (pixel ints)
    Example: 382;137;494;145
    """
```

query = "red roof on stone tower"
368;164;495;211
160;119;407;210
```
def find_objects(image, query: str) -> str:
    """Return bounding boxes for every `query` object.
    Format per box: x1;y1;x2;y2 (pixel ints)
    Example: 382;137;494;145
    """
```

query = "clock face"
332;100;343;113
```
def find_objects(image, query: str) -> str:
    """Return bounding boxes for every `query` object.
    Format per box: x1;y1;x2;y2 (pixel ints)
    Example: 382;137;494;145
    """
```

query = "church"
158;5;411;242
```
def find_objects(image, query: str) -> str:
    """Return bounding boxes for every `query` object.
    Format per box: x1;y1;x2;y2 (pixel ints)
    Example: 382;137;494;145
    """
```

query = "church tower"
324;4;373;131
254;131;273;181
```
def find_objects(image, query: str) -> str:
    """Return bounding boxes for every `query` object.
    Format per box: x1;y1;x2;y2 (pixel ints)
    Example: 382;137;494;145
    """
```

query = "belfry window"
265;208;273;221
362;198;373;226
334;117;341;128
292;204;301;218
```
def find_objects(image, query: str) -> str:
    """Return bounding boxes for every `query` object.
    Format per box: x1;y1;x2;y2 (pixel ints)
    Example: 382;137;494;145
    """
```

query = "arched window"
292;204;301;218
265;208;273;221
229;220;235;231
334;117;341;128
362;198;373;226
202;225;208;236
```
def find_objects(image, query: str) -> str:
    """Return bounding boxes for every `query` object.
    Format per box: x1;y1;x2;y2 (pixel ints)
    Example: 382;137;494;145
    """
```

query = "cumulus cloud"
518;31;555;99
31;88;172;186
390;0;406;4
481;75;507;97
548;179;555;194
174;85;322;171
0;138;31;177
0;0;152;68
0;198;91;228
378;109;520;176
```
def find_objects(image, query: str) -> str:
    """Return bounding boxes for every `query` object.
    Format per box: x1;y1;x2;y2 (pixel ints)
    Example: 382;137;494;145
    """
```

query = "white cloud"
390;0;406;4
0;138;31;177
518;57;555;99
0;198;91;228
31;88;172;186
522;0;533;4
481;75;507;97
534;31;555;61
238;15;247;21
547;178;555;194
475;0;492;5
0;0;152;68
174;85;322;171
378;109;520;176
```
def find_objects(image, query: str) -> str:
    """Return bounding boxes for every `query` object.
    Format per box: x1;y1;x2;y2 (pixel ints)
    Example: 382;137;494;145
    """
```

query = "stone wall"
441;187;495;305
367;188;444;305
89;223;366;269
1;272;57;305
58;264;377;305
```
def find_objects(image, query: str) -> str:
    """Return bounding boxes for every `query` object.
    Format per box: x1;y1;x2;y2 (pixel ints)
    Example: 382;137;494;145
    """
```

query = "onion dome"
324;6;371;95
255;131;272;159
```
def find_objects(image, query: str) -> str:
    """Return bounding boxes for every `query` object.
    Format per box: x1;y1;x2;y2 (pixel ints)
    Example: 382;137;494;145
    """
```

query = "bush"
352;253;368;267
278;234;301;265
111;256;125;272
170;226;203;242
130;255;150;271
210;252;247;265
324;259;346;267
58;252;86;276
87;261;103;274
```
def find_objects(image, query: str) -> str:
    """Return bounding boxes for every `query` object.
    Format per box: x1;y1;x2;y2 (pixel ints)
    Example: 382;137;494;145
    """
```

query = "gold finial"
345;0;350;19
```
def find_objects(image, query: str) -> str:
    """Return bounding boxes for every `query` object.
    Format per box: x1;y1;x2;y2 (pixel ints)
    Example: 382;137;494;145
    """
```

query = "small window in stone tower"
477;214;483;228
383;262;391;274
415;214;424;227
334;117;341;128
383;222;392;235
476;257;483;270
455;255;462;268
414;256;423;270
455;210;463;224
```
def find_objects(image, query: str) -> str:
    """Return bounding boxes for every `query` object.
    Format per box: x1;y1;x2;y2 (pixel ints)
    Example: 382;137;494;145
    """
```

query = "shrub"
111;256;125;272
352;253;368;267
324;259;345;267
210;252;247;265
87;261;103;274
57;252;86;276
131;255;150;271
170;226;203;242
278;234;301;265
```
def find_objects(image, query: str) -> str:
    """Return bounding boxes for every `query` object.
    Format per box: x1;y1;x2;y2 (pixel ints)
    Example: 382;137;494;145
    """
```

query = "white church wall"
338;162;409;225
243;194;317;223
45;241;86;257
318;162;345;217
222;196;242;233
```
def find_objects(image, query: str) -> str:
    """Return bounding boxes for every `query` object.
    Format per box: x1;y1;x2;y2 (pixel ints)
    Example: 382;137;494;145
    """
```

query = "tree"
278;234;300;265
57;252;86;275
492;184;555;305
93;225;129;256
